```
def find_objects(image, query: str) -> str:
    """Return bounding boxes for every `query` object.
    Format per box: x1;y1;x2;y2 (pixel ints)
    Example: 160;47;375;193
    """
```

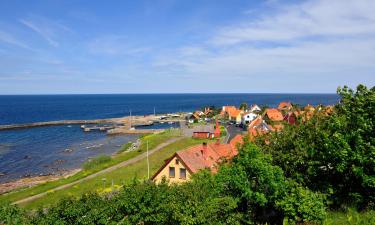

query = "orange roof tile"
229;109;243;118
265;109;283;121
278;102;292;110
152;140;240;180
229;134;243;154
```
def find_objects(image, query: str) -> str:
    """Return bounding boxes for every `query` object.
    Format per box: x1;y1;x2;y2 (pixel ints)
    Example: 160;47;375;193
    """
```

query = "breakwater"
0;119;119;131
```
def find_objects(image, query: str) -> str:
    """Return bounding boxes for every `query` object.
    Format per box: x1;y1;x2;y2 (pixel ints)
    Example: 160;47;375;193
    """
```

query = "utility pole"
147;140;150;180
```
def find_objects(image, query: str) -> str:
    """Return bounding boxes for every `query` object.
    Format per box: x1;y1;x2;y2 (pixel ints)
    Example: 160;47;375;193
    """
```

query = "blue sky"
0;0;374;94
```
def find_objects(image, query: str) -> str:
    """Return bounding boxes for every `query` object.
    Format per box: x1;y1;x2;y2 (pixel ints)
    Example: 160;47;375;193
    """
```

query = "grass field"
21;137;204;209
0;129;181;204
324;209;375;225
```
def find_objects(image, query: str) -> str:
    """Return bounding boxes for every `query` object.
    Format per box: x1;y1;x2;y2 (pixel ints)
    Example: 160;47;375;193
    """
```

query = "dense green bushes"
257;85;375;210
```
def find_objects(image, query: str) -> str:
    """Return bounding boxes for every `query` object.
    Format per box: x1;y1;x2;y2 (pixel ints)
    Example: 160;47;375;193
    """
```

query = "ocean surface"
0;94;339;183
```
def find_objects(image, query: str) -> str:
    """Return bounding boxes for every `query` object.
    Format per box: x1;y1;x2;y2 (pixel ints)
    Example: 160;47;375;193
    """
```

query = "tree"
257;84;375;209
239;102;248;111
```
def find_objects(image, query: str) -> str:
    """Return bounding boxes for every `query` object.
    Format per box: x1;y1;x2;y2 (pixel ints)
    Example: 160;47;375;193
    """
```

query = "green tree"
257;84;375;209
239;102;248;111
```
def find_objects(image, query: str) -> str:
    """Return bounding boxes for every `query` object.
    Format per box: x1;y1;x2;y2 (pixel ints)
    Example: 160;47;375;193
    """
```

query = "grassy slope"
21;137;204;209
0;129;180;204
325;209;375;225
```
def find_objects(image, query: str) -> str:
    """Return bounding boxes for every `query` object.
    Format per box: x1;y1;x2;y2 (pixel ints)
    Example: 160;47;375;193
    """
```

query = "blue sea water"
0;94;339;183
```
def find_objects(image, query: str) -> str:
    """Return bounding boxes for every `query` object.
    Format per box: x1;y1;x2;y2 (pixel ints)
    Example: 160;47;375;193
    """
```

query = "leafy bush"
257;85;375;209
0;203;26;225
83;155;111;170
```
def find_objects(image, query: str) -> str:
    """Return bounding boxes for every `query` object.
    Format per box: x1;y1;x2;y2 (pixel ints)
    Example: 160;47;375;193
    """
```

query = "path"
13;137;183;205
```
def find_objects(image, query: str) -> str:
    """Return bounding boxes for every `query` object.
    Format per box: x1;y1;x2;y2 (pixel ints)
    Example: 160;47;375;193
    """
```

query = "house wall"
193;132;210;139
153;156;192;184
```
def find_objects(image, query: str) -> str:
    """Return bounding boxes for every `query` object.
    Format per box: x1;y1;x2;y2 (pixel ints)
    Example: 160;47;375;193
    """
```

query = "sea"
0;94;339;183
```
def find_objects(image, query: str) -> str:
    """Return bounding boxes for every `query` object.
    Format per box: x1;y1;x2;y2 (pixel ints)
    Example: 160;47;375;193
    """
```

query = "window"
175;159;179;165
179;168;186;179
169;167;175;178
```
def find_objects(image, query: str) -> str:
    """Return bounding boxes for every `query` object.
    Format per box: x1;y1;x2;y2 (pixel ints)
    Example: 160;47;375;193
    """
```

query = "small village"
152;102;334;183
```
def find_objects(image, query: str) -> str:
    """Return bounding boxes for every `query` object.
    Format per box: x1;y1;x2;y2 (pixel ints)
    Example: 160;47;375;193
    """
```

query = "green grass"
83;155;111;170
0;129;180;204
324;209;375;225
21;137;204;209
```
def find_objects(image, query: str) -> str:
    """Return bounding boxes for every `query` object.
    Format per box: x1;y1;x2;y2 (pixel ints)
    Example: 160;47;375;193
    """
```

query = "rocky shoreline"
0;169;81;195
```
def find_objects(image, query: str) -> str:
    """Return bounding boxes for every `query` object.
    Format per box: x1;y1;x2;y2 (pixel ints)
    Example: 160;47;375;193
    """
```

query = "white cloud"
0;30;30;49
19;15;71;47
212;0;375;45
151;0;375;89
87;35;151;56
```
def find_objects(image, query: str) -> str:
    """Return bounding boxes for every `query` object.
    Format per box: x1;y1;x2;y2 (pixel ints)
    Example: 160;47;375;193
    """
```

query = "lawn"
21;137;204;209
324;209;375;225
0;129;181;204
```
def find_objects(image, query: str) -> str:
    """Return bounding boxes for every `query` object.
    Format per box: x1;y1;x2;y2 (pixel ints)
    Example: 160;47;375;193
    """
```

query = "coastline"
0;169;81;195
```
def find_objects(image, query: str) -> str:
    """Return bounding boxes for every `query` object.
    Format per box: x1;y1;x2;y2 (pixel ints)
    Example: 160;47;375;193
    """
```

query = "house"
229;109;244;125
283;111;299;125
192;132;214;139
264;109;284;122
192;121;220;139
195;111;205;117
186;113;200;123
221;106;236;116
304;104;315;112
242;112;257;125
278;102;292;111
249;104;261;113
152;140;241;184
248;116;272;132
204;107;212;116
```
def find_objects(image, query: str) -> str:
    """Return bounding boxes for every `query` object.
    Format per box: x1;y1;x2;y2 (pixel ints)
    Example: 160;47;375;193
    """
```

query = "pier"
0;119;117;131
0;113;186;132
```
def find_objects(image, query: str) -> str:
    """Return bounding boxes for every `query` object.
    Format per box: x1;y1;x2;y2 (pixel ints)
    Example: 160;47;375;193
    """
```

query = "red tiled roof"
229;109;243;118
248;127;268;141
269;124;284;132
248;116;263;128
229;134;243;154
278;102;292;110
152;141;241;180
264;109;283;121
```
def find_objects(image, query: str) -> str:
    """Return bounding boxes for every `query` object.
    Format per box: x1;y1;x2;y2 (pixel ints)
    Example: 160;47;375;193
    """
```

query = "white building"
242;112;258;125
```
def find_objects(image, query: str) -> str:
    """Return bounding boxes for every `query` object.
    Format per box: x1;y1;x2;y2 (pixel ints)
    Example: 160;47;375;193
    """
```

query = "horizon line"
0;92;338;96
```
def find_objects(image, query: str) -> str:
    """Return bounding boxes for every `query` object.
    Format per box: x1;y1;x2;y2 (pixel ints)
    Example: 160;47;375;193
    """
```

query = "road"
225;124;245;143
13;136;184;205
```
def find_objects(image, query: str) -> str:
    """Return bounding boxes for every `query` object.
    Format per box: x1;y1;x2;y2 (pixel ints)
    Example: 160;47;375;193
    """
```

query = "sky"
0;0;374;94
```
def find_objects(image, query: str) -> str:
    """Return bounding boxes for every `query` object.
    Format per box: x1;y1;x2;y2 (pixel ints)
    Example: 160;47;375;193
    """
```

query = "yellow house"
152;154;192;184
229;109;243;125
152;141;240;184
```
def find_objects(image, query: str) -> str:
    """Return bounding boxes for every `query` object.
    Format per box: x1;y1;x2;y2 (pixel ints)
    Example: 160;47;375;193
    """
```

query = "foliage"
324;208;375;225
276;181;327;223
216;141;326;224
257;84;375;209
0;203;26;225
239;102;248;111
83;155;112;170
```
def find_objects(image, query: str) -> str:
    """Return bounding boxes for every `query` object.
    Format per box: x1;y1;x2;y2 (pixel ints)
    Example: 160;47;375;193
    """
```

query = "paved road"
13;137;184;205
225;124;245;142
